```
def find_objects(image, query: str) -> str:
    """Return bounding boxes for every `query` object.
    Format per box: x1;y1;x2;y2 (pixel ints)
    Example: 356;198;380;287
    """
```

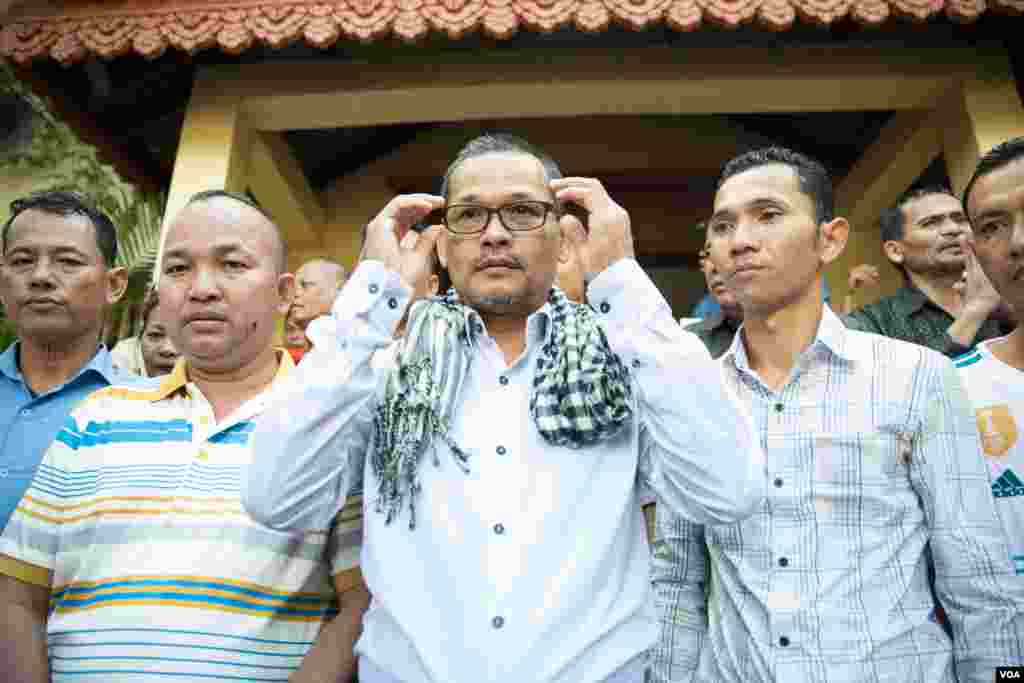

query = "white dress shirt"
245;258;765;683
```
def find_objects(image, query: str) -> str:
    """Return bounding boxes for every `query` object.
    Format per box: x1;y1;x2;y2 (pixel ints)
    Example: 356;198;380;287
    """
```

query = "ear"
819;217;850;267
427;273;440;297
276;272;296;316
105;266;129;305
882;240;904;266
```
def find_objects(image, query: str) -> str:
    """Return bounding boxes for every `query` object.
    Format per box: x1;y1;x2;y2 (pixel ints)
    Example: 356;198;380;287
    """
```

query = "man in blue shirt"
0;190;135;532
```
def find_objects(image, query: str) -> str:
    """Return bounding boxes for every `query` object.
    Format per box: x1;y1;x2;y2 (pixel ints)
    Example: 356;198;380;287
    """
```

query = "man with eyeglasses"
245;133;766;683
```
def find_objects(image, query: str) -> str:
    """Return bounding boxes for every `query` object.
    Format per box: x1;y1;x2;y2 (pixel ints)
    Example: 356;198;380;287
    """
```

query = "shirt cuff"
587;258;669;325
321;260;413;342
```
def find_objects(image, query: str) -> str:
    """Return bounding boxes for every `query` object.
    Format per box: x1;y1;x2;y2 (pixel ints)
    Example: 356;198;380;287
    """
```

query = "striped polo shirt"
0;351;363;681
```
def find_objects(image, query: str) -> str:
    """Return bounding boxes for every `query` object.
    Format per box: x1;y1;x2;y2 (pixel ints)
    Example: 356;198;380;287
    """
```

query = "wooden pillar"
829;109;942;309
154;70;249;281
943;56;1024;198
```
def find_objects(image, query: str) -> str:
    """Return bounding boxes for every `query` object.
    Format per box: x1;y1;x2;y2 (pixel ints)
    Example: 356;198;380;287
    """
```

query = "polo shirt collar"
149;349;296;402
892;285;930;316
0;341;118;386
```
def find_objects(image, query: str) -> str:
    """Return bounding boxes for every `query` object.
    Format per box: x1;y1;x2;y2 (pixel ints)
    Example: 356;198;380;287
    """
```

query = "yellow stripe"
0;554;52;588
53;574;333;599
17;504;245;526
51;598;328;622
23;493;239;513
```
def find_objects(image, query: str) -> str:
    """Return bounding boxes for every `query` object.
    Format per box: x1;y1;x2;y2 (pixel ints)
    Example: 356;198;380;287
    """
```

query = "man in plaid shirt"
650;147;1024;683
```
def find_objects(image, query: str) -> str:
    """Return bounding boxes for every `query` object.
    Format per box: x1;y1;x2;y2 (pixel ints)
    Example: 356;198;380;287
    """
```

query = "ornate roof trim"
1;0;1020;65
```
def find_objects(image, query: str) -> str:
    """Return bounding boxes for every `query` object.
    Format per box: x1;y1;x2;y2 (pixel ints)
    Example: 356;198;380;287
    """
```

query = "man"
684;240;742;358
245;133;766;683
845;186;1006;356
0;190;369;681
651;147;1023;683
292;257;347;330
285;304;311;362
0;191;137;534
956;136;1024;577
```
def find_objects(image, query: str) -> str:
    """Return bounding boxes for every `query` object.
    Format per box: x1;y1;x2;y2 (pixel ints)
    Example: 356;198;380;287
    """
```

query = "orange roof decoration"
1;0;1021;65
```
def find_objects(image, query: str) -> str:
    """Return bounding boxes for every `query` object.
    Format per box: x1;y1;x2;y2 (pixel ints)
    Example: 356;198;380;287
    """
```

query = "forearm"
0;587;49;683
591;260;765;524
246;262;408;532
291;584;371;683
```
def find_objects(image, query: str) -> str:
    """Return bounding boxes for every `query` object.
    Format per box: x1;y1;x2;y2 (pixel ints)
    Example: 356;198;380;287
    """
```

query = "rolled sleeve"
589;259;766;525
244;261;407;533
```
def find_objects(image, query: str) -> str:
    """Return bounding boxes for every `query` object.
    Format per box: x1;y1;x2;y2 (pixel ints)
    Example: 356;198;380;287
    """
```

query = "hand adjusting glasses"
443;201;556;236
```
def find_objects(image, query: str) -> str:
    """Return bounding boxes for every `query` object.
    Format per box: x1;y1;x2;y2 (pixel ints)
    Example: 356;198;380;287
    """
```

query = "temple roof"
2;0;1021;65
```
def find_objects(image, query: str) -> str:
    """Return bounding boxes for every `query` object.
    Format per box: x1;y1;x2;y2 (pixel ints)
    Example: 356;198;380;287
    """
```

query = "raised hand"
961;236;1002;316
361;194;444;290
550;177;634;282
848;264;881;291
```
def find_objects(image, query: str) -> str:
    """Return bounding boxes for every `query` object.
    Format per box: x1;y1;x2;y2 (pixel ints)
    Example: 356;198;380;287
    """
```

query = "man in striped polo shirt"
956;137;1024;578
0;191;368;681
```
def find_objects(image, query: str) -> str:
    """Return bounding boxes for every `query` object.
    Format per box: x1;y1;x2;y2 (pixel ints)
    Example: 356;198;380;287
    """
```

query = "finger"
559;213;586;247
553;185;599;212
413;224;443;256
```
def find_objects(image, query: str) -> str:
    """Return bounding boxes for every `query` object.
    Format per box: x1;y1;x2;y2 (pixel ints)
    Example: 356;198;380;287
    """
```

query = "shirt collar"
467;302;555;348
723;304;858;374
0;341;119;385
148;349;296;402
892;285;931;316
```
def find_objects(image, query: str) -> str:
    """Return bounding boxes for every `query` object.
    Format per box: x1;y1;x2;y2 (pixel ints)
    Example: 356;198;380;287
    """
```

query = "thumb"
413;224;442;256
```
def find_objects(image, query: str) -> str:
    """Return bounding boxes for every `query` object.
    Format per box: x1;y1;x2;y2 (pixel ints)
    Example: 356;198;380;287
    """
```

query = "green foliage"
1;62;166;342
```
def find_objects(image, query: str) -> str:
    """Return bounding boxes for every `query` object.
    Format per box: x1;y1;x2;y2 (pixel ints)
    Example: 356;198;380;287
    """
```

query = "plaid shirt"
651;307;1024;683
843;285;1005;358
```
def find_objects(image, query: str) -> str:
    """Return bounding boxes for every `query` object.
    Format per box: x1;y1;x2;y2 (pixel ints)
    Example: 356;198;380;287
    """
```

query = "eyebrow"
163;244;254;260
973;209;1009;222
916;210;966;224
452;191;548;203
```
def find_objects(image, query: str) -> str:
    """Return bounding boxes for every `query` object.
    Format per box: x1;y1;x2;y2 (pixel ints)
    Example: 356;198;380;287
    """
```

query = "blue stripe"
52;642;305;657
53;579;330;606
52;669;289;681
52;593;332;617
78;420;192;447
52;655;297;671
49;627;314;645
954;353;982;368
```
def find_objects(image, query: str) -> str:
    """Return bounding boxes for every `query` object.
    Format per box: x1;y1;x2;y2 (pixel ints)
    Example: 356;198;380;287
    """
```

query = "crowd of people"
0;132;1022;683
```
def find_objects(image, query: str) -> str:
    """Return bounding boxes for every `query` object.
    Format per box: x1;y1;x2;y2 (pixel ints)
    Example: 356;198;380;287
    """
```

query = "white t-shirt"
956;336;1024;575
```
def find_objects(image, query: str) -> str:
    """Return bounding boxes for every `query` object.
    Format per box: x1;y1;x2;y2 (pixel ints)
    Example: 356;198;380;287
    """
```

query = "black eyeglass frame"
442;201;559;236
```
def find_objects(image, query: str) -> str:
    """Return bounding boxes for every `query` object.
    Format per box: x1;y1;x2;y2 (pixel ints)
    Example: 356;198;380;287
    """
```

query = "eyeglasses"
444;201;555;235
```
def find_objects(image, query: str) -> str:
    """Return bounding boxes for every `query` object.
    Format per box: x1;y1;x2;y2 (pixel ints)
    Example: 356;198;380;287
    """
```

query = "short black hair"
2;190;118;266
879;185;958;243
963;136;1024;217
186;189;288;272
718;147;834;224
440;133;563;199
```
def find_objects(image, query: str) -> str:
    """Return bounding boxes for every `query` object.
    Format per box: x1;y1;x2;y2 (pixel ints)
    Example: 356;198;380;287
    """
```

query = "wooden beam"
942;54;1024;197
248;131;325;250
829;108;943;307
155;72;249;281
215;46;1001;132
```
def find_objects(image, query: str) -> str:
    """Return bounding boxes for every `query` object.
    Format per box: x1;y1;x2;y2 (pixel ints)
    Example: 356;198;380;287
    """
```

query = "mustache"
184;310;228;323
476;255;524;270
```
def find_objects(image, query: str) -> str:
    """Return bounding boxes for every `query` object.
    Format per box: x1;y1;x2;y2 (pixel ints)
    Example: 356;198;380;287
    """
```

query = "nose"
158;338;178;358
187;266;221;302
479;210;512;248
1009;216;1024;259
728;219;759;257
940;217;968;238
28;258;57;289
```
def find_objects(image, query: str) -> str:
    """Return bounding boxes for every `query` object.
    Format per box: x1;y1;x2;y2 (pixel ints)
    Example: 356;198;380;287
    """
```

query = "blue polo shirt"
0;343;133;532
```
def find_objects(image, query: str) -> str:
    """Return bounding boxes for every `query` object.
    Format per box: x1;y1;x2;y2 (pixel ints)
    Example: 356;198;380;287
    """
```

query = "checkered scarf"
371;287;633;529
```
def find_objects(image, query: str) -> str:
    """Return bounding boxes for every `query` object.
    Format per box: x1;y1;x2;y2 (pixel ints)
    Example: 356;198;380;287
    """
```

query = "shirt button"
493;523;505;535
496;445;507;456
599;302;611;314
773;477;783;488
0;468;8;478
779;636;790;647
774;403;784;413
499;376;509;386
369;283;379;294
778;557;789;567
387;298;398;310
21;408;32;417
492;616;505;629
631;359;642;368
197;450;209;461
